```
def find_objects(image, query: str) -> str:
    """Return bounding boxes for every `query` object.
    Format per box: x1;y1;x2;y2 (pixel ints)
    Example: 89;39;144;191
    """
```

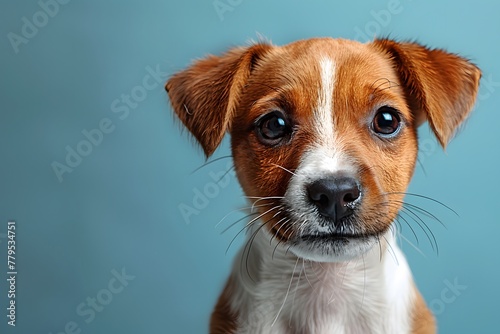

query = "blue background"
1;0;499;333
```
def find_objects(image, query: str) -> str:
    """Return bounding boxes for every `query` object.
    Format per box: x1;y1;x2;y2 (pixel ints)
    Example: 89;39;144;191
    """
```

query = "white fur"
230;226;414;334
283;147;369;262
317;57;336;147
225;55;415;333
281;57;362;261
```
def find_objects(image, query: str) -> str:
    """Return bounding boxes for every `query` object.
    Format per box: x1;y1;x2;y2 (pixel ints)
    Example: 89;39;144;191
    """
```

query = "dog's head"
167;38;480;262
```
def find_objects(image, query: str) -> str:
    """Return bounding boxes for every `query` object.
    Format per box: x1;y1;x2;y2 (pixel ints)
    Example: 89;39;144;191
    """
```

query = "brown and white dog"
166;37;480;334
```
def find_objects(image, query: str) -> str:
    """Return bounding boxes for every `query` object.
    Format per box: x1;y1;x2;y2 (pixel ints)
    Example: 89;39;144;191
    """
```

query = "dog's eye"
372;106;401;136
256;111;290;144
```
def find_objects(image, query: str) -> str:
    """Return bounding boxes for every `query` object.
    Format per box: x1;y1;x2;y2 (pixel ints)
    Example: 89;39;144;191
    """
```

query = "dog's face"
167;38;480;262
230;39;419;261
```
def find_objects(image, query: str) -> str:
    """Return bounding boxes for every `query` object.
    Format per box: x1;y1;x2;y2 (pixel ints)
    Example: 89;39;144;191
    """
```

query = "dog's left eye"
372;106;402;137
256;111;290;144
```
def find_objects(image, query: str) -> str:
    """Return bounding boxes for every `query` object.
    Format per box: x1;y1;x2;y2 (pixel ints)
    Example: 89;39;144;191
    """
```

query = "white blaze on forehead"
317;57;336;146
305;57;354;174
283;57;355;234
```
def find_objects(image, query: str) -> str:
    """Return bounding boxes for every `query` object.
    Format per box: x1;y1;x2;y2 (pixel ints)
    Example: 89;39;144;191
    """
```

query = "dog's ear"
166;43;272;157
372;39;481;148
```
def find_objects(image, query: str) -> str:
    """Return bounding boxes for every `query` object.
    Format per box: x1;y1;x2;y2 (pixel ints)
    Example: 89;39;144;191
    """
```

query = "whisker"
339;260;352;286
383;197;446;229
272;219;290;259
216;165;236;183
271;216;294;244
382;234;399;266
400;207;438;255
243;214;278;282
398;231;427;258
370;78;391;93
415;157;427;176
374;195;445;254
243;206;281;271
384;192;458;216
215;203;272;229
220;212;260;235
277;219;297;245
271;163;297;176
394;216;403;232
360;253;366;313
303;260;315;290
190;155;233;174
401;202;446;229
225;205;281;254
376;234;383;262
269;216;288;246
289;263;303;328
244;196;284;210
395;214;419;245
183;104;193;115
370;77;400;95
271;257;300;327
251;199;281;212
375;200;421;245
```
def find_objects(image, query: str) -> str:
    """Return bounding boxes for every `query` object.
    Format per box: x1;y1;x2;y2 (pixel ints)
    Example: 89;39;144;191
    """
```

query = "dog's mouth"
260;181;395;261
276;209;388;262
264;201;389;258
288;230;381;262
300;232;375;242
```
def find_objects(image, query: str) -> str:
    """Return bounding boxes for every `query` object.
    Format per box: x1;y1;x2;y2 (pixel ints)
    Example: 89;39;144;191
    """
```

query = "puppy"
166;37;480;334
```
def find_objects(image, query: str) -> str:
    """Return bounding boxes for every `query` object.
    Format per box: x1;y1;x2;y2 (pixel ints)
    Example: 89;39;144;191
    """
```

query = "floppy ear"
372;39;481;148
166;43;272;157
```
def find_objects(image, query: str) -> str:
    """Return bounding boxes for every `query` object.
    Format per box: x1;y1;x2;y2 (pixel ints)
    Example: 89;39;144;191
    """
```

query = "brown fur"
210;278;238;334
166;37;480;333
227;40;408;241
372;39;481;148
411;285;436;334
166;44;272;157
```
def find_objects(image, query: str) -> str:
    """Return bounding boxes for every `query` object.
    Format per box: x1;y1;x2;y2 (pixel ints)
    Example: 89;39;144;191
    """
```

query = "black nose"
307;176;361;222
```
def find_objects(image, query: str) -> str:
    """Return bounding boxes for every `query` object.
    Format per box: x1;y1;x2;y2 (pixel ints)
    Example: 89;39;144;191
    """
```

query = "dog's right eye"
371;106;402;137
256;111;290;145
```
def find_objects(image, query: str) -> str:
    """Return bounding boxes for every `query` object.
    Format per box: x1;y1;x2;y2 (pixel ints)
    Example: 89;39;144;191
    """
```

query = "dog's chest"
233;237;414;334
243;266;386;333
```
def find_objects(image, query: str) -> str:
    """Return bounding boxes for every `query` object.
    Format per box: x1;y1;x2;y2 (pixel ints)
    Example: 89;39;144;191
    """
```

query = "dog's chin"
288;234;379;263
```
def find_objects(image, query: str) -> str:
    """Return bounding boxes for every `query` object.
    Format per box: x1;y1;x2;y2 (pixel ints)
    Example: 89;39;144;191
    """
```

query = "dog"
166;37;480;334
